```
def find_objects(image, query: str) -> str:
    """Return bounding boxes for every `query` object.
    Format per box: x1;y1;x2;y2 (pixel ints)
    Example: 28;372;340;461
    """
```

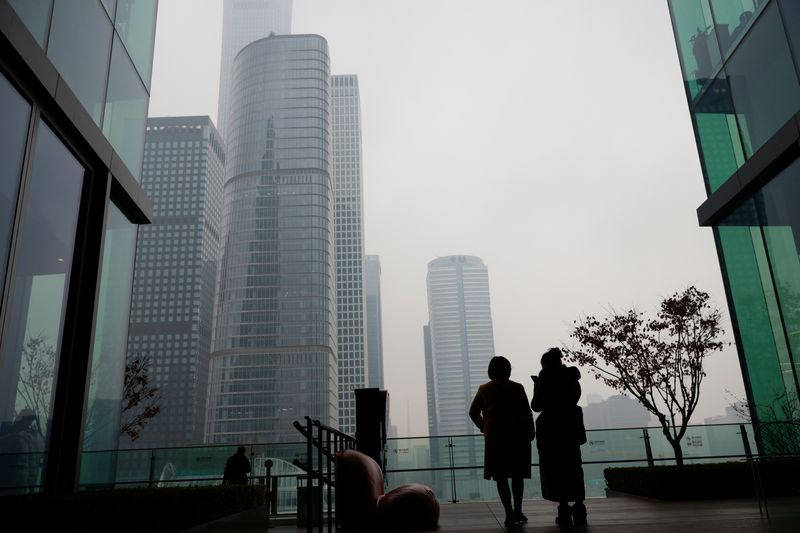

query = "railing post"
148;449;156;487
642;429;654;467
265;459;273;529
306;417;313;533
447;437;458;503
317;422;324;533
739;424;753;458
326;429;333;533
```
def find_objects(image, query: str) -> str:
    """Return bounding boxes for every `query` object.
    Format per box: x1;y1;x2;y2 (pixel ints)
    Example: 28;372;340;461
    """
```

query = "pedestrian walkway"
180;496;797;532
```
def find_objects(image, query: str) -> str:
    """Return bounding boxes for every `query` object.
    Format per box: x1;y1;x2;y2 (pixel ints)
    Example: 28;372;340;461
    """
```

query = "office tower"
206;35;337;444
126;116;225;448
217;0;293;140
668;0;800;451
583;395;651;430
365;255;384;390
425;255;496;436
0;1;156;493
332;75;367;435
423;325;437;437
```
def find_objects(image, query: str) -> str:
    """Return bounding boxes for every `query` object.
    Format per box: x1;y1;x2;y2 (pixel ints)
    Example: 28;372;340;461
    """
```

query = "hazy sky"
149;0;746;437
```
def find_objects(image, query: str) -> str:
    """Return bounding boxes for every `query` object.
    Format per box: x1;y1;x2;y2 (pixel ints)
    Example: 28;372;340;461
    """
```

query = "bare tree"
119;353;161;442
726;390;800;455
16;332;55;436
563;286;724;466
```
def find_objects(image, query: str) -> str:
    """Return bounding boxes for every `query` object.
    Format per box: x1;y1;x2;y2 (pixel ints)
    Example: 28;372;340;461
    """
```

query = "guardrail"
4;421;797;510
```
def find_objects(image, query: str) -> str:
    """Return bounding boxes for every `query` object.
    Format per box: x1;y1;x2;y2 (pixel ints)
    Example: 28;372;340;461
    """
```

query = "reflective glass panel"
709;0;765;59
755;159;800;418
779;0;800;74
717;201;796;426
692;75;746;192
103;36;148;180
101;0;117;20
47;0;113;125
669;0;721;99
0;74;31;303
80;204;137;487
114;0;157;87
0;121;84;493
8;0;52;47
725;1;800;157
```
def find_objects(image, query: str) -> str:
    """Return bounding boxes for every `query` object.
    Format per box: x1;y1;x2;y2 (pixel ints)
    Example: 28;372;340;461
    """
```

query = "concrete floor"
180;496;798;533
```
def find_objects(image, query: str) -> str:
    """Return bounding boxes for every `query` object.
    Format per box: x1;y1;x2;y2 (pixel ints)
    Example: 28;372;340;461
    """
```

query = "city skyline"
149;0;747;437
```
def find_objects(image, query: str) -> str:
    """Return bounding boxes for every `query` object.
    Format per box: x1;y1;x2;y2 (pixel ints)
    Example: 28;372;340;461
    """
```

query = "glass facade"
127;117;225;448
207;35;337;444
332;75;367;435
425;256;496;437
9;0;157;182
1;3;156;494
80;203;137;486
669;0;800;193
217;0;293;140
669;0;800;453
365;255;385;390
0;120;85;492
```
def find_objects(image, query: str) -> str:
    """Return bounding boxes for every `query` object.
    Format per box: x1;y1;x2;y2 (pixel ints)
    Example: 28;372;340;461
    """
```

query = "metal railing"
3;421;797;510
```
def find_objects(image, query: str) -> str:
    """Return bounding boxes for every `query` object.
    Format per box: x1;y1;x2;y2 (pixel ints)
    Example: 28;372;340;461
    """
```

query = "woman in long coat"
531;348;587;527
469;356;535;528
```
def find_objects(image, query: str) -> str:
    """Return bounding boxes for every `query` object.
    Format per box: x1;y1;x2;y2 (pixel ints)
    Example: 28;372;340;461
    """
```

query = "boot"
572;502;587;526
555;503;573;527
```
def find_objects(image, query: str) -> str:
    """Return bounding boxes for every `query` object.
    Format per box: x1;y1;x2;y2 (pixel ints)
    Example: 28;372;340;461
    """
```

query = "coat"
223;452;251;485
531;364;585;502
469;379;534;480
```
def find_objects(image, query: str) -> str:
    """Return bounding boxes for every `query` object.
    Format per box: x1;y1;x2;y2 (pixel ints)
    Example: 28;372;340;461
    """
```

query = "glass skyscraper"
217;0;292;140
425;255;496;436
206;34;337;444
365;255;385;390
332;74;367;435
126;116;224;448
668;0;800;449
0;0;157;494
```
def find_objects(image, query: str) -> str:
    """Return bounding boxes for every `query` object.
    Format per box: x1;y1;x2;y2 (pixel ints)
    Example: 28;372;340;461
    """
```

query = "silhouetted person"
222;446;251;485
531;348;586;527
470;356;535;529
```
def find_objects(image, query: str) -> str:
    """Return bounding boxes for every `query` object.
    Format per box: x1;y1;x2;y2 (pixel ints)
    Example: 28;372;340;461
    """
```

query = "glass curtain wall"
668;0;800;193
0;119;85;493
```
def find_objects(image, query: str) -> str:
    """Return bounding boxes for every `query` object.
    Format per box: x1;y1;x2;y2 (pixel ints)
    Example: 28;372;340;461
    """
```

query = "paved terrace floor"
181;496;799;532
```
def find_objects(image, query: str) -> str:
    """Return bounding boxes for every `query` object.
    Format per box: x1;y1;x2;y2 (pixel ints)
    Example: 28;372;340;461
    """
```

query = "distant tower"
332;75;367;435
365;255;384;389
217;0;293;140
425;255;495;435
206;35;336;444
127;116;225;447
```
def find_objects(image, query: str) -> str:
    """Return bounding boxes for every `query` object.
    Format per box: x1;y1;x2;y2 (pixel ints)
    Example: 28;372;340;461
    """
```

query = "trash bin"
297;475;322;527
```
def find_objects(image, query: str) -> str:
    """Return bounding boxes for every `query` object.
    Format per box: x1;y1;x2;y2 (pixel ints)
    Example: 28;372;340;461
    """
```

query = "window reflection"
0;121;84;493
0;74;31;302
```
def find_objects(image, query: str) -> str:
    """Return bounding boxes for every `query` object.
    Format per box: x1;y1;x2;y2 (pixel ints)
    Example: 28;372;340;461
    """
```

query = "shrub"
604;459;800;500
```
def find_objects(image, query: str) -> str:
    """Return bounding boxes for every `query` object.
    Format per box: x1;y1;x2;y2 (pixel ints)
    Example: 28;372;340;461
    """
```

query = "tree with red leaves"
563;287;724;465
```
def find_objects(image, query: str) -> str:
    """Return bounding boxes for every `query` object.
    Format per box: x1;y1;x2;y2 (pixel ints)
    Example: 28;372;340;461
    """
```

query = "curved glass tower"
206;35;337;444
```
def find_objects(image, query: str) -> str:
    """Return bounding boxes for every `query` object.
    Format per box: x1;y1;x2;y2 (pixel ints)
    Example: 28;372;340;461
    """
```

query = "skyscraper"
206;34;337;444
667;0;800;446
217;0;293;140
126;116;225;448
365;255;384;390
0;0;157;493
332;74;367;435
425;255;496;436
